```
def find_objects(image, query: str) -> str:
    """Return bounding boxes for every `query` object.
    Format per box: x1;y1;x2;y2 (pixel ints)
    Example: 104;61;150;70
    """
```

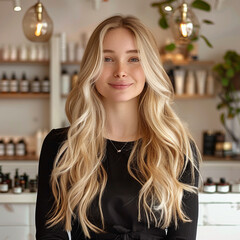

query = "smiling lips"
108;83;133;90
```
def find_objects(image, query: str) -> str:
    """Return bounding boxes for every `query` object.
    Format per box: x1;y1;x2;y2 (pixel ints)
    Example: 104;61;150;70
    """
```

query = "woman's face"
95;27;146;104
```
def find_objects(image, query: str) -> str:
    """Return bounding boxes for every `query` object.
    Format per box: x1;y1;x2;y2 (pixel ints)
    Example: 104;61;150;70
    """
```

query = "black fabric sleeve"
166;142;199;240
35;129;69;240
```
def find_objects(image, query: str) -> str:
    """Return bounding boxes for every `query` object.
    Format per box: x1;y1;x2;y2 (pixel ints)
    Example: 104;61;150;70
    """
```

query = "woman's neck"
103;99;140;142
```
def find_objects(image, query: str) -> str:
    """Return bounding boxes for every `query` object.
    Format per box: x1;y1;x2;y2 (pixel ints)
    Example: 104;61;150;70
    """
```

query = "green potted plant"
151;0;213;54
213;50;240;144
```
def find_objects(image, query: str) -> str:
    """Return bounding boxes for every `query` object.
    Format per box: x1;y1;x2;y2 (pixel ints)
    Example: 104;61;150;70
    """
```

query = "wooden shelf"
175;94;215;99
0;60;49;65
0;93;50;99
0;155;38;161
203;155;240;161
61;61;81;66
162;59;215;67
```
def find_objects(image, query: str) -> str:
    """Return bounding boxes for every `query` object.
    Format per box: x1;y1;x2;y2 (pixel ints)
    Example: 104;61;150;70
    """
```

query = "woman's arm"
35;129;69;240
166;142;199;240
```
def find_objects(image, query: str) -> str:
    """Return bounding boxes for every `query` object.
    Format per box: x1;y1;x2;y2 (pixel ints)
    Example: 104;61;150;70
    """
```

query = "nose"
113;62;127;78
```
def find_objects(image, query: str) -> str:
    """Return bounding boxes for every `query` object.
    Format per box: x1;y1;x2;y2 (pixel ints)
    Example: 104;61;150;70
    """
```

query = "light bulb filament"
35;22;43;36
180;22;193;38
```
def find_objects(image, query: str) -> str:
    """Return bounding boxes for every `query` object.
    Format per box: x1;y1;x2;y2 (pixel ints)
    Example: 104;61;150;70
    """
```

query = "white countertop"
0;192;37;203
199;192;240;203
0;192;240;204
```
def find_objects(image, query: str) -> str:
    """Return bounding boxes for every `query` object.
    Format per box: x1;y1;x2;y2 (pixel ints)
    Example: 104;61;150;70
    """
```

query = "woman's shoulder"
44;127;69;145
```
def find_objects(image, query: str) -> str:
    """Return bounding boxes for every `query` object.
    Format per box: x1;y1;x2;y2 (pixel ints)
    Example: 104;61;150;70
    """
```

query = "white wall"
0;0;240;150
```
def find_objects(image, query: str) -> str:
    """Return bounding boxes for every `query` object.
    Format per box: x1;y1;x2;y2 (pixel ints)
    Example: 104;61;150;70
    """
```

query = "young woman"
36;15;201;240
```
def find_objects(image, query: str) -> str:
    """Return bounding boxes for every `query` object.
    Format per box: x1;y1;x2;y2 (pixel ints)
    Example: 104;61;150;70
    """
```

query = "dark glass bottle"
23;173;29;189
10;73;18;93
0;174;9;193
0;165;3;183
14;168;20;187
20;73;29;93
6;173;12;190
20;175;25;192
0;73;9;92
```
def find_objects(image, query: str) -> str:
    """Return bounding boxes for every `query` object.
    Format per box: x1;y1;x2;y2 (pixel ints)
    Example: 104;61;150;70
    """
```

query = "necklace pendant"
117;150;121;153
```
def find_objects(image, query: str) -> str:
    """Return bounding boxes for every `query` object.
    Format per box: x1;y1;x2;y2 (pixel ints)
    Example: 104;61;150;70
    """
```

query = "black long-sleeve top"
36;128;199;240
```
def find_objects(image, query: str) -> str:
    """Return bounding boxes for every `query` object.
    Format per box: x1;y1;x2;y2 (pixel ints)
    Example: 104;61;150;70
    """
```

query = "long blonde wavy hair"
48;15;201;238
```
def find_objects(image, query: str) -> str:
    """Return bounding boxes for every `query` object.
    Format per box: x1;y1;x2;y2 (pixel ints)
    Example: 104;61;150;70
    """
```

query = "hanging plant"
151;0;214;52
213;50;240;143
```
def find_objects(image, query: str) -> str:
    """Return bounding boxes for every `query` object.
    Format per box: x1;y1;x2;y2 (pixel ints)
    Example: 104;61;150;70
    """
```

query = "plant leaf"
187;43;194;52
191;0;211;11
165;43;176;51
221;77;229;87
200;35;213;48
220;113;225;125
159;16;169;29
226;68;235;78
217;103;227;109
202;19;214;24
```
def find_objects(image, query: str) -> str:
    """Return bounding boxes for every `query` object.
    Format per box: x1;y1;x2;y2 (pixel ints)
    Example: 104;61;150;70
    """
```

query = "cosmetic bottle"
0;174;9;193
0;139;5;156
173;68;185;95
9;73;18;92
20;73;29;93
231;180;240;193
217;178;230;193
23;173;29;190
203;131;216;156
0;165;3;183
20;176;25;192
31;77;41;93
203;177;216;193
61;69;70;95
6;139;15;156
6;173;12;190
16;139;27;156
41;76;50;93
0;73;9;92
14;168;20;188
29;179;37;192
185;70;196;95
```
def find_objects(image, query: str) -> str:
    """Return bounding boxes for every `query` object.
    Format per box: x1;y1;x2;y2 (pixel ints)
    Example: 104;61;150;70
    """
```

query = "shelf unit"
0;60;49;65
0;93;50;99
162;59;216;99
0;55;51;161
0;155;38;161
175;94;215;99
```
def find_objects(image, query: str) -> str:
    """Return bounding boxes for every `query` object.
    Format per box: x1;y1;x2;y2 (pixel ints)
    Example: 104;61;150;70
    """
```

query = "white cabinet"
198;193;240;240
0;202;36;240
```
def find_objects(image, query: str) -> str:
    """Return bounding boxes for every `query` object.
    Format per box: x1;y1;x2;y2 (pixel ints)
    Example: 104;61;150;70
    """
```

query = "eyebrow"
103;49;139;53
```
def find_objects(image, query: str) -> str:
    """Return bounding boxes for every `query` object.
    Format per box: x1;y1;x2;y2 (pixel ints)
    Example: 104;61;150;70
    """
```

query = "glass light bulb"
170;2;199;44
22;2;53;42
180;22;193;37
35;22;43;36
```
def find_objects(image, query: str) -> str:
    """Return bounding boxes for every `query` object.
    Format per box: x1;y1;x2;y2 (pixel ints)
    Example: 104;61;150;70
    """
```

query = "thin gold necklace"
109;139;128;153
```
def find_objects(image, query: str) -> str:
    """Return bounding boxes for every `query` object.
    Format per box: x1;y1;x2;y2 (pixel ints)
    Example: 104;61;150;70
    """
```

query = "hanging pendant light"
13;0;21;12
22;1;53;42
170;2;200;45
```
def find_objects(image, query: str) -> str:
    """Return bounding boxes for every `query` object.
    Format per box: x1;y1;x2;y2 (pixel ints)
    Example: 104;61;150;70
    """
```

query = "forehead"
103;27;137;50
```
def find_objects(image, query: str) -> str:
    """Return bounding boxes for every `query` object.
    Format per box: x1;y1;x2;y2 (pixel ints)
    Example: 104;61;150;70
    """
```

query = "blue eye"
129;57;139;62
104;57;113;62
